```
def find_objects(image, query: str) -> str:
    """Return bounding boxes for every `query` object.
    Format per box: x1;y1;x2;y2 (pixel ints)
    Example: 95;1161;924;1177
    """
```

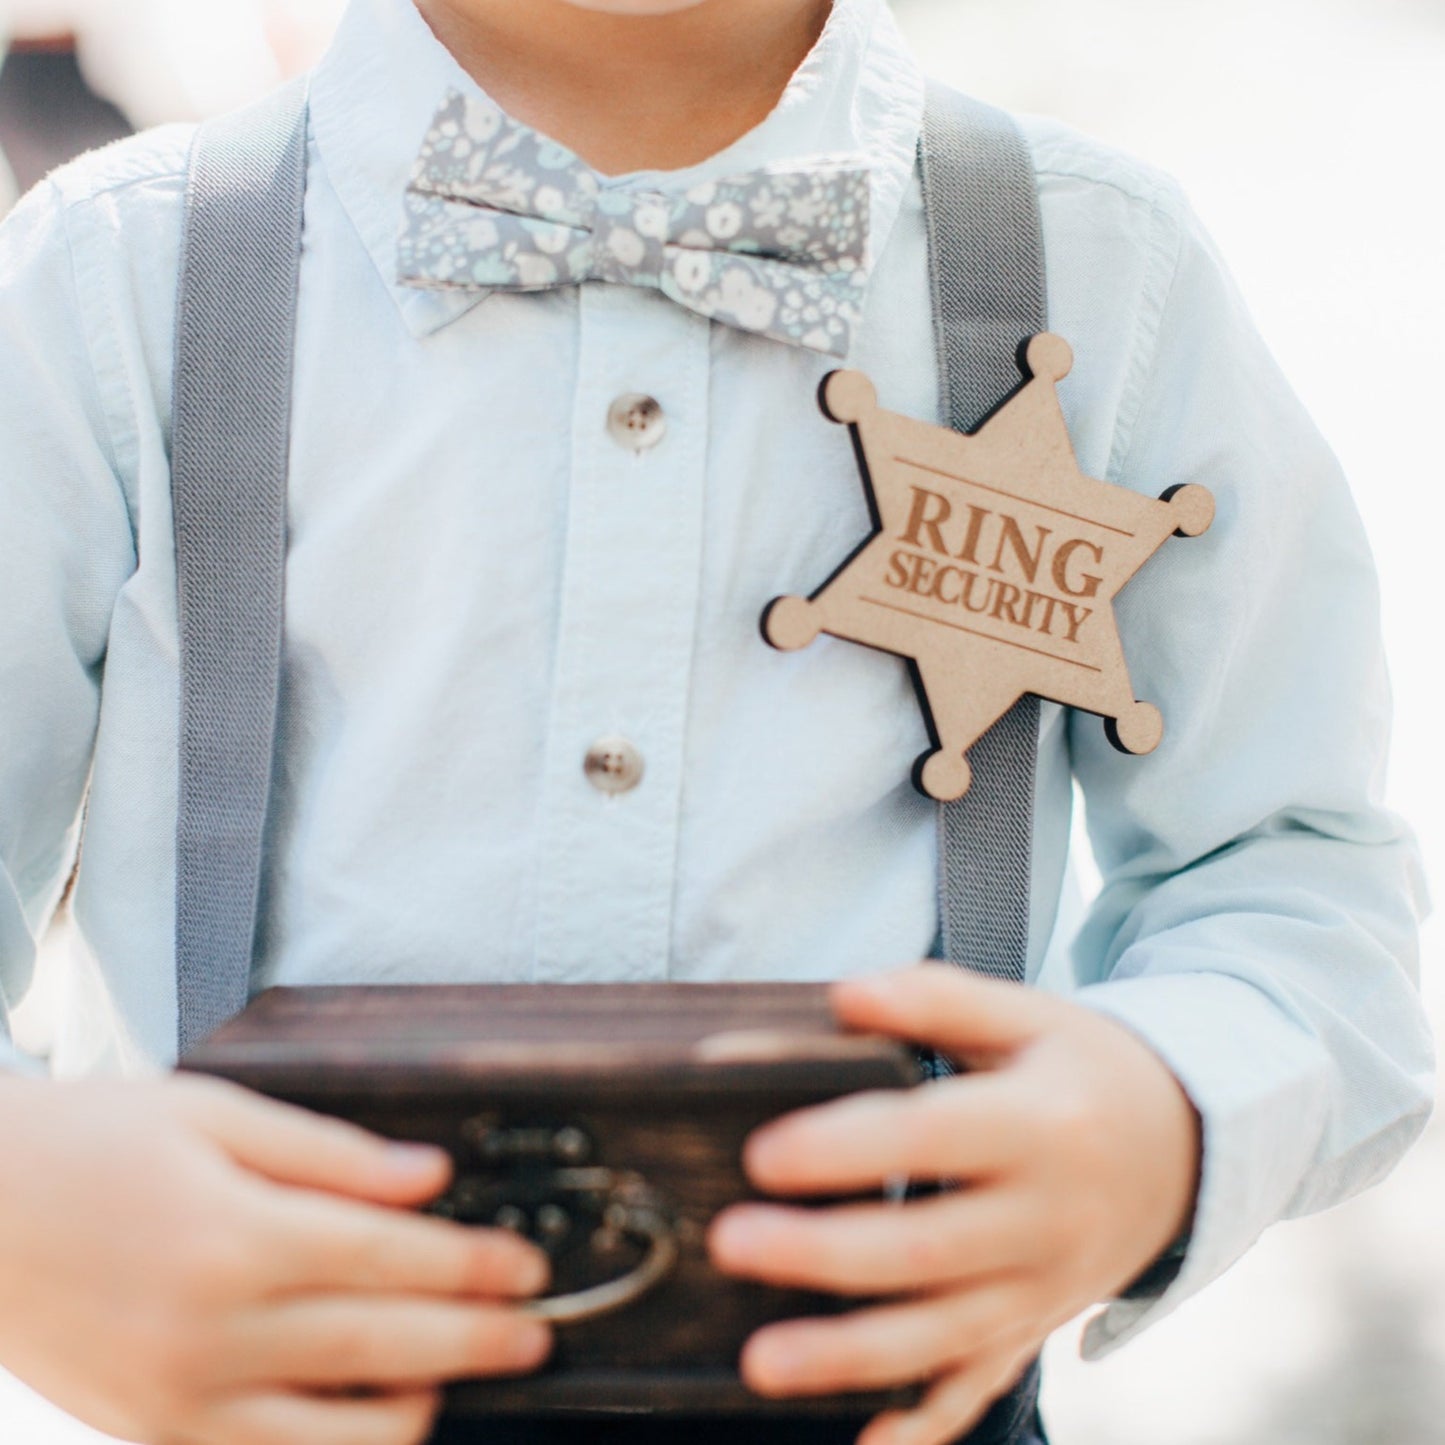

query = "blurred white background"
0;0;1440;1441
904;3;1445;1442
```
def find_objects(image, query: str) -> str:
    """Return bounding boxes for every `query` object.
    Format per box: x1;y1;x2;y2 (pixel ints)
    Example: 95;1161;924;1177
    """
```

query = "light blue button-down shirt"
0;0;1430;1356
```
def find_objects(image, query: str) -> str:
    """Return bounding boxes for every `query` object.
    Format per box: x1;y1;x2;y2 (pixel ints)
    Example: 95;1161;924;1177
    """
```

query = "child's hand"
0;1074;552;1445
708;964;1200;1445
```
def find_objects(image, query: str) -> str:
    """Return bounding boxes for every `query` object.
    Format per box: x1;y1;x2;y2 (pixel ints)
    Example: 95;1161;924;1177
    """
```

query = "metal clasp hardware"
439;1118;682;1324
461;1117;594;1166
516;1168;680;1324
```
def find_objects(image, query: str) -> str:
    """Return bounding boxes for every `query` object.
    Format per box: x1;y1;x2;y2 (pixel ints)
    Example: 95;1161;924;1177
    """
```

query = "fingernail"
515;1249;550;1296
509;1321;553;1369
712;1206;788;1265
743;1130;785;1177
385;1142;449;1176
751;1336;805;1392
833;974;897;1012
869;1423;914;1445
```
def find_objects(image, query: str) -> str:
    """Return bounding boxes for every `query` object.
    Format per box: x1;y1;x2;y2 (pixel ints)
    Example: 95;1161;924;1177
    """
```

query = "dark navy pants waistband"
429;1363;1045;1445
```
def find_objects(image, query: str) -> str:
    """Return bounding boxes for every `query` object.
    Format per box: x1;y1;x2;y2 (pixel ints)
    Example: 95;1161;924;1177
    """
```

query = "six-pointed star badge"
762;334;1215;801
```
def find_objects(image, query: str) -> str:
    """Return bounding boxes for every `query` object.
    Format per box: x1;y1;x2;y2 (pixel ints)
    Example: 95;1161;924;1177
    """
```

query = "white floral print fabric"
397;90;872;357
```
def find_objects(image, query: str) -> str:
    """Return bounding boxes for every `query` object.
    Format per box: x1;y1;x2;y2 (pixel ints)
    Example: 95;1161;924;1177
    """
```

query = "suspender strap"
172;80;308;1055
919;82;1047;984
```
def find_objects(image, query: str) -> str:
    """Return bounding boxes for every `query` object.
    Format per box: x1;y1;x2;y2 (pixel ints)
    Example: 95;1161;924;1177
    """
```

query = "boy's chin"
559;0;713;12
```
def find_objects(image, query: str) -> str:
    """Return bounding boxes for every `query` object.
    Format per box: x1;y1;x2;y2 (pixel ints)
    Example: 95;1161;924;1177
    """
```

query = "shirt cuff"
1068;969;1331;1358
0;1044;44;1077
0;1011;44;1077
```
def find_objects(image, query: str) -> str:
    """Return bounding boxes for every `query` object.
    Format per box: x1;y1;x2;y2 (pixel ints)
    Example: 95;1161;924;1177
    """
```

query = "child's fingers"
741;1075;1026;1194
260;1191;550;1300
173;1075;452;1205
709;1190;1033;1296
857;1347;1038;1445
737;1282;1032;1399
223;1296;552;1388
831;964;1051;1063
193;1388;442;1445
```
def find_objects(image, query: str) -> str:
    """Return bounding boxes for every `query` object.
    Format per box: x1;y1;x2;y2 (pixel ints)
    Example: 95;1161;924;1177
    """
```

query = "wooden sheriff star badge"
762;334;1215;802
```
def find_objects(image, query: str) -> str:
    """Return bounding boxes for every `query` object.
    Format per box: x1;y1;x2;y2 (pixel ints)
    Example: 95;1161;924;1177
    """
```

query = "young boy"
0;1;1431;1444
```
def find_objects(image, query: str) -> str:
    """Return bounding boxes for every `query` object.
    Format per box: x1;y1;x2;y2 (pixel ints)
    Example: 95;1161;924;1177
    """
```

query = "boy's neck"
413;0;835;175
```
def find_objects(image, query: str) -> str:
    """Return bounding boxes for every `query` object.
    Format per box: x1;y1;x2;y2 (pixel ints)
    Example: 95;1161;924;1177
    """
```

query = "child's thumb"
831;962;1048;1063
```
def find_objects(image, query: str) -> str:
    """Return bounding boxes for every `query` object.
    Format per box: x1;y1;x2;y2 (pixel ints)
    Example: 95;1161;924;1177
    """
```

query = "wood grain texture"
184;984;925;1417
762;333;1214;800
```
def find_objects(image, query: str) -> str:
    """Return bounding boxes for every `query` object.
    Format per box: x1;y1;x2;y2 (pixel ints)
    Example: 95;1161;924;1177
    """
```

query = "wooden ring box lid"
184;983;925;1419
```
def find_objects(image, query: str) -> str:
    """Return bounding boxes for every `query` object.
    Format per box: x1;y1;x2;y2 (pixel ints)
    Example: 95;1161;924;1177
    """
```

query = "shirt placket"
531;281;710;981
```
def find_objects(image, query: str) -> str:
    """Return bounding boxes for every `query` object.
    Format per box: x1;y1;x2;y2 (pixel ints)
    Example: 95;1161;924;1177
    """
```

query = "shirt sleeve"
1062;183;1434;1354
0;179;137;1071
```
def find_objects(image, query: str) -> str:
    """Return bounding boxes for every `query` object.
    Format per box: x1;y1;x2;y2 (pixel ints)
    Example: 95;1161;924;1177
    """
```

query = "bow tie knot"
589;193;671;287
397;90;872;357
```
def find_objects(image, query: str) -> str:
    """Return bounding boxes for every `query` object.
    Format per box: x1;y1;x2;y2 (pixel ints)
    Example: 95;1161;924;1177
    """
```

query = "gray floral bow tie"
397;90;871;357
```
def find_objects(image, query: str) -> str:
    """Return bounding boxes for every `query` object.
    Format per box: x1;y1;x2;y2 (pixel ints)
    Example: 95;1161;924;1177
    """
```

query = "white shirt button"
583;737;645;795
607;394;667;453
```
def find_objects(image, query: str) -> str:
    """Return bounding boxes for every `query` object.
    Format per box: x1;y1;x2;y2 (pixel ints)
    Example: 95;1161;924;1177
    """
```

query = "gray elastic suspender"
920;83;1045;984
169;81;1044;1055
172;81;308;1055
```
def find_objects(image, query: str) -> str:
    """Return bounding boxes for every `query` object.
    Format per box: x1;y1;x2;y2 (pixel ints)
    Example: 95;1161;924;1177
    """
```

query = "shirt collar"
308;0;926;341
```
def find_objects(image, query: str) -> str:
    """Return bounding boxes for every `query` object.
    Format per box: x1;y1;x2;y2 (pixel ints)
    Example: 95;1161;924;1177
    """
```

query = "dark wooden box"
183;984;924;1419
